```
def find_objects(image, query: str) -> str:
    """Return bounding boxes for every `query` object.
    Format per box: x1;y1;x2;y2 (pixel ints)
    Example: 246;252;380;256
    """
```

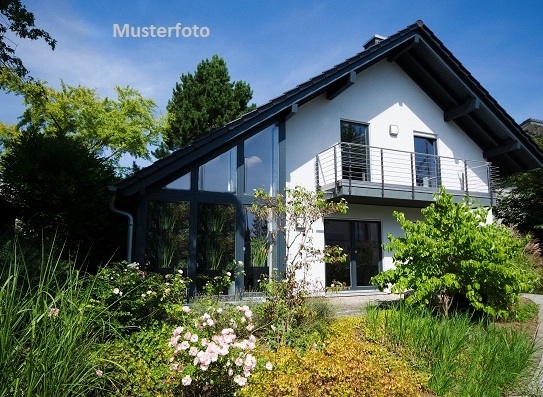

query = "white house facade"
111;21;543;295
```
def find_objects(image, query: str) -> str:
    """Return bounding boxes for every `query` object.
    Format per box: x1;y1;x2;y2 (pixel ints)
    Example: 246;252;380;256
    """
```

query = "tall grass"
365;304;536;397
0;236;110;397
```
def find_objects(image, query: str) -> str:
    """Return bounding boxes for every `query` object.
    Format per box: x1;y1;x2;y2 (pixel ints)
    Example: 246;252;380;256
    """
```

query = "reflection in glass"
199;147;237;192
244;209;269;290
197;203;236;275
165;173;190;190
145;201;189;271
244;125;278;195
340;120;370;182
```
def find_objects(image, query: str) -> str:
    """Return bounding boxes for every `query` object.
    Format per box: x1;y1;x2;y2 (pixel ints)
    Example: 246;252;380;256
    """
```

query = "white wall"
285;59;486;192
284;59;487;288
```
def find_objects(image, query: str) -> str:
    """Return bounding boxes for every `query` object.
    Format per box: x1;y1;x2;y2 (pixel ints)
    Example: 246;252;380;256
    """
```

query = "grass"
0;236;111;397
364;303;537;397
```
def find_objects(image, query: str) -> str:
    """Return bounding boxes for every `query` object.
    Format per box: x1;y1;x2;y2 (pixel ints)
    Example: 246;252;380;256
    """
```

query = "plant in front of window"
371;186;539;318
251;187;347;347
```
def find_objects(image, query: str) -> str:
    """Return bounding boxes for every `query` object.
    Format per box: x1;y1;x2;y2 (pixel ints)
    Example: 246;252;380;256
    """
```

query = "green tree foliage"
0;69;161;169
371;187;537;317
0;132;120;265
495;128;543;243
161;55;255;153
0;0;56;77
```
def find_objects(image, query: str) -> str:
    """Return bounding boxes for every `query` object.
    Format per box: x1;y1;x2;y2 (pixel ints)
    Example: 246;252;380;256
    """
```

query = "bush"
88;261;190;329
240;317;432;397
371;187;538;317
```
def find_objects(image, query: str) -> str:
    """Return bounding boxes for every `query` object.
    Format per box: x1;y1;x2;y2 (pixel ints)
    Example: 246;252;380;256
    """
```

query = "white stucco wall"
284;59;488;288
285;59;487;192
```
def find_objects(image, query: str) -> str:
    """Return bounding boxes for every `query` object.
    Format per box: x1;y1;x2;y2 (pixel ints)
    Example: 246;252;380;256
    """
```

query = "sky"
1;0;542;159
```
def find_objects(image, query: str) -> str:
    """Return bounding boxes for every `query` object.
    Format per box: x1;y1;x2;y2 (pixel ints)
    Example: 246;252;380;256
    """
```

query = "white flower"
182;306;191;313
112;288;121;295
233;375;247;386
181;375;192;386
48;307;59;317
265;362;273;371
95;369;103;377
178;269;184;275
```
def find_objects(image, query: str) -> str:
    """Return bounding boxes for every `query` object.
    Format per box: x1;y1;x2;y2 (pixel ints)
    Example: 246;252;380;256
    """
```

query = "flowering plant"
168;300;271;395
89;261;190;327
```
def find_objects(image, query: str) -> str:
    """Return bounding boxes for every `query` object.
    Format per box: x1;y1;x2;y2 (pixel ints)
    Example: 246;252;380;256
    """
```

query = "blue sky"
1;0;542;133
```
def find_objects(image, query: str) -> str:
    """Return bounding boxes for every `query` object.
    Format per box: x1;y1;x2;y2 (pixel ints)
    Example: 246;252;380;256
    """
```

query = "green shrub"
240;317;432;397
89;261;190;329
371;187;538;317
102;324;183;397
365;305;536;397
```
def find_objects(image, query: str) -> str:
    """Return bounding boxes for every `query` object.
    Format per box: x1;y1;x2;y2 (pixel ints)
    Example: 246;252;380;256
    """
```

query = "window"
199;147;237;192
145;201;190;271
165;173;190;190
414;136;439;187
244;125;278;195
340;120;369;182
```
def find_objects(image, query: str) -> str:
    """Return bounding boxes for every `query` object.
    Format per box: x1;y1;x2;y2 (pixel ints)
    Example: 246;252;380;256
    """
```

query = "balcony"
315;143;498;207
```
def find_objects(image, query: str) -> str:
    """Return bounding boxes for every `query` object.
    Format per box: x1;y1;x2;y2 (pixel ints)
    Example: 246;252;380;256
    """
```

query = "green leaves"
371;187;538;317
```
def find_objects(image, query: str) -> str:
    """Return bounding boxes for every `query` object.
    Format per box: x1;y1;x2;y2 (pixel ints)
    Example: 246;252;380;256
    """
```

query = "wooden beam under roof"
444;98;481;122
326;71;356;100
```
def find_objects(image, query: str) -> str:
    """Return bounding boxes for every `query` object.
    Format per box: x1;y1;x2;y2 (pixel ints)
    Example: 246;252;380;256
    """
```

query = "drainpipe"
107;186;134;263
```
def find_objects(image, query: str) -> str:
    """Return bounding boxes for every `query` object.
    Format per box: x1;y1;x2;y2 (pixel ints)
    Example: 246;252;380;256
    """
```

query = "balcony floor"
322;179;494;208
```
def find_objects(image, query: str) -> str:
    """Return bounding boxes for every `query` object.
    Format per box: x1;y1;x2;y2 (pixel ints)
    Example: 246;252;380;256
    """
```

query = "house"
520;118;543;137
111;20;543;294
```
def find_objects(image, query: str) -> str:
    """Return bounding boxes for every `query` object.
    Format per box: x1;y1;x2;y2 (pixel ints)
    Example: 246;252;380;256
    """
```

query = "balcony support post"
380;148;385;197
333;145;338;195
410;152;415;200
464;160;469;195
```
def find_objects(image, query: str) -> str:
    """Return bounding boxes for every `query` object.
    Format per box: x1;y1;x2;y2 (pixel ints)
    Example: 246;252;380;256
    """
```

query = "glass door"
324;219;381;288
414;136;439;187
341;121;369;182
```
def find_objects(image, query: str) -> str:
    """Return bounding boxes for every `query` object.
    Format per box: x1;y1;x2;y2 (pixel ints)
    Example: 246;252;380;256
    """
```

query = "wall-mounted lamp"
389;124;399;137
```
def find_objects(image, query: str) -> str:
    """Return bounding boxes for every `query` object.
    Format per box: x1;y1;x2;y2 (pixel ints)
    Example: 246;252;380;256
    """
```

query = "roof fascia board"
387;35;420;62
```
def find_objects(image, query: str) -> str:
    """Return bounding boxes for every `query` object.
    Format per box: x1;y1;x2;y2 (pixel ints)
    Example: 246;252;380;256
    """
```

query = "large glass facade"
145;201;190;271
244;125;278;195
165;173;190;190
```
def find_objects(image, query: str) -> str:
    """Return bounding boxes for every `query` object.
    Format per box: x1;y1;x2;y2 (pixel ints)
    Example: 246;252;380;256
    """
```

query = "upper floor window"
340;120;369;182
414;135;439;187
199;147;237;192
244;125;278;195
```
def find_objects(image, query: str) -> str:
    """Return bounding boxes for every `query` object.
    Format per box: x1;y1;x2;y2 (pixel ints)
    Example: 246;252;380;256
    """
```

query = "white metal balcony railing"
315;143;498;201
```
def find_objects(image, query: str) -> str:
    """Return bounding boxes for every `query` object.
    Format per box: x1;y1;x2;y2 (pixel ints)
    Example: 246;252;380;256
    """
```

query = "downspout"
107;186;133;263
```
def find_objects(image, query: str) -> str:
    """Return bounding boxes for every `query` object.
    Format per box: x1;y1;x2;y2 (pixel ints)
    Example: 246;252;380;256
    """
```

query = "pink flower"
95;369;103;377
190;334;198;343
179;341;190;350
235;357;243;366
189;347;198;356
246;324;254;331
181;375;192;386
184;331;192;340
233;375;247;386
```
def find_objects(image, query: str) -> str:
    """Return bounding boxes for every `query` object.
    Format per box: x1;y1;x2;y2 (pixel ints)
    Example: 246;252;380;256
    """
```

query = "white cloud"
245;156;262;168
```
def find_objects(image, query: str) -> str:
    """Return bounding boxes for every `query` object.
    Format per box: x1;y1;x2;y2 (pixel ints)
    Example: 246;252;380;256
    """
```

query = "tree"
160;55;255;153
371;187;537;318
0;69;161;171
0;0;56;77
0;131;121;266
495;127;543;243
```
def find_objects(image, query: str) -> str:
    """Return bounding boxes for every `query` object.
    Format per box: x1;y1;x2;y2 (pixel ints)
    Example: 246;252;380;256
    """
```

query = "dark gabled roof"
520;118;543;127
116;20;543;197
